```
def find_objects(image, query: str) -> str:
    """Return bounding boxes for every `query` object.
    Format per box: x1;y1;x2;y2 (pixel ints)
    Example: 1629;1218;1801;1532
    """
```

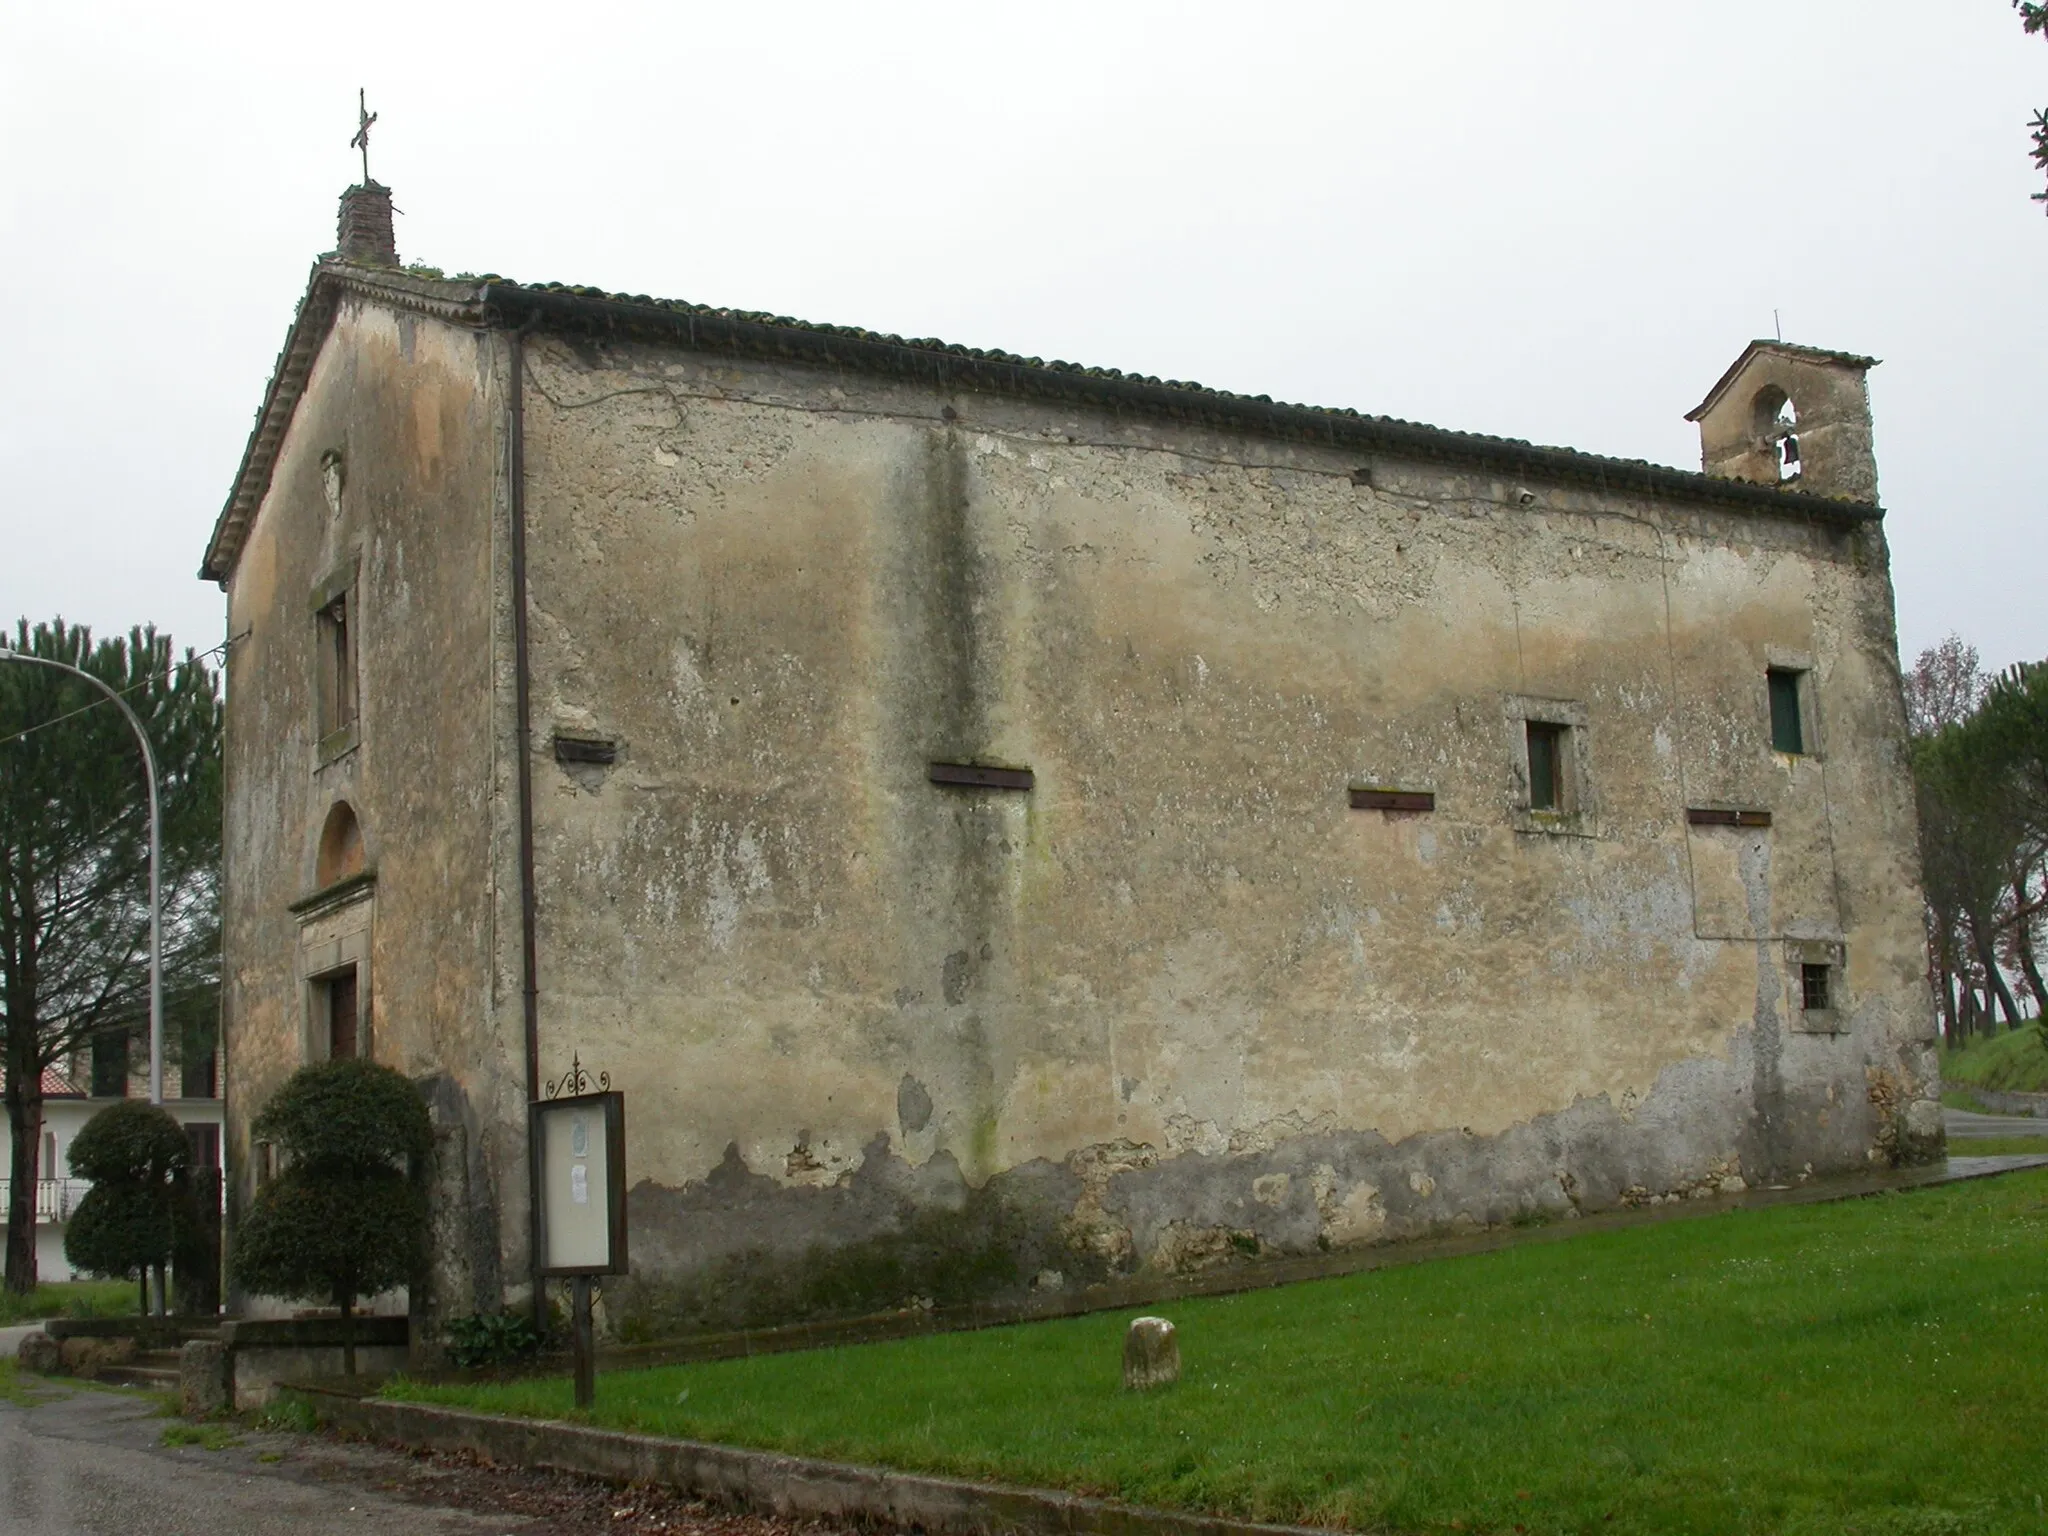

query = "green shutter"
1527;722;1561;810
1768;670;1804;755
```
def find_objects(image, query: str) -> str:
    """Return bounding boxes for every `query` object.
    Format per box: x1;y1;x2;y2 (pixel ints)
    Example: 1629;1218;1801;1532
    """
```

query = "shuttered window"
1768;668;1805;755
1526;721;1568;811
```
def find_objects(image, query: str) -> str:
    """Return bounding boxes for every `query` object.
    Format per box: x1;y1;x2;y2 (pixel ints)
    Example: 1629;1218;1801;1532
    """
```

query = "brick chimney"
336;182;397;266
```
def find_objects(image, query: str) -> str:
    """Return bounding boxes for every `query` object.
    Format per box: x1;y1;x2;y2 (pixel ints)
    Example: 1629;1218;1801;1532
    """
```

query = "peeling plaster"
219;315;1941;1339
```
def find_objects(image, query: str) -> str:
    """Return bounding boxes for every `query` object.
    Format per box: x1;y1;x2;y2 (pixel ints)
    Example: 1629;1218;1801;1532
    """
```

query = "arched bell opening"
1751;385;1800;482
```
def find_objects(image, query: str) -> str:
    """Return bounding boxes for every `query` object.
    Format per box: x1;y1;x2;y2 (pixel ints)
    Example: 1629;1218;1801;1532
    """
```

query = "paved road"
1;1375;846;1536
0;1382;531;1536
1944;1107;2048;1140
0;1326;42;1359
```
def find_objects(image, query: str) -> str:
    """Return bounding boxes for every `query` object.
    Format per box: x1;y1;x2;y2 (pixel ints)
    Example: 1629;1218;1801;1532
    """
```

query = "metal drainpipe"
507;309;546;1329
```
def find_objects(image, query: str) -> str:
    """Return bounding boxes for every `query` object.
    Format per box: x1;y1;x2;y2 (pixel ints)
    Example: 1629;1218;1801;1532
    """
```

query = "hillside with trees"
1906;636;2047;1046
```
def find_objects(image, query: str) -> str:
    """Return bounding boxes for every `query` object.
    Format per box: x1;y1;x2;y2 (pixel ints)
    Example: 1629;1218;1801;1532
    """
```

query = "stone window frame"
311;554;362;766
1503;693;1598;838
289;876;375;1064
303;943;372;1064
1763;646;1823;762
1784;938;1847;1035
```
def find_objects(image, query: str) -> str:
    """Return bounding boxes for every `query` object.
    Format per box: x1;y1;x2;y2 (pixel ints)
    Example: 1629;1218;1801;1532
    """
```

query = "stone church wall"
509;332;1938;1335
217;299;517;1321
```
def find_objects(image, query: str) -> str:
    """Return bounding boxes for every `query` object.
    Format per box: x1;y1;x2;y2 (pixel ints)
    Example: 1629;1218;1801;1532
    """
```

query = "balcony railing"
0;1178;92;1224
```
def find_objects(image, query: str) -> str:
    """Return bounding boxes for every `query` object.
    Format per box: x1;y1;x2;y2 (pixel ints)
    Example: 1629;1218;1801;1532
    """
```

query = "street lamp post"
0;649;164;1105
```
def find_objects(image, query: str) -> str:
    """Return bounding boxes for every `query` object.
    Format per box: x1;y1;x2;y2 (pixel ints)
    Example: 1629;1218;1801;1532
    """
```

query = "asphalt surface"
0;1374;863;1536
1943;1106;2048;1139
0;1381;530;1535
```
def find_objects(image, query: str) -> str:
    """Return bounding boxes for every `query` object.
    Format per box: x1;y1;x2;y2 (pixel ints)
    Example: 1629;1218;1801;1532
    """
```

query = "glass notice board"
531;1091;626;1276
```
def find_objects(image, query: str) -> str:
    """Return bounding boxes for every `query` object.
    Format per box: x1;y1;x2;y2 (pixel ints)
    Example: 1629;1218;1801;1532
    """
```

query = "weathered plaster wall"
219;299;515;1321
512;335;1938;1334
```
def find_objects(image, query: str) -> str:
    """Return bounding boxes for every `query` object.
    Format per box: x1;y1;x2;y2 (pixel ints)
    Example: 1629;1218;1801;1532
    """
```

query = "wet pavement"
0;1383;521;1535
1944;1106;2048;1139
0;1378;851;1536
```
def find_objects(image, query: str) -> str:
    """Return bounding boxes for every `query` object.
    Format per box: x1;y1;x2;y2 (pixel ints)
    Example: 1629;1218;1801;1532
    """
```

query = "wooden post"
571;1276;595;1409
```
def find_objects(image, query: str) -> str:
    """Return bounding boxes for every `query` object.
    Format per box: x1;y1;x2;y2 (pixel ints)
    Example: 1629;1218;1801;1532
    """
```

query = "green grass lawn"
1947;1136;2048;1157
391;1170;2048;1535
0;1279;136;1327
1942;1027;2048;1097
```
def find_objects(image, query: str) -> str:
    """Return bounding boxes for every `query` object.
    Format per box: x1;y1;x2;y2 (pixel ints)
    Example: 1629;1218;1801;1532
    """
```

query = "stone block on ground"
180;1339;229;1417
59;1335;136;1378
15;1330;60;1375
1123;1315;1179;1390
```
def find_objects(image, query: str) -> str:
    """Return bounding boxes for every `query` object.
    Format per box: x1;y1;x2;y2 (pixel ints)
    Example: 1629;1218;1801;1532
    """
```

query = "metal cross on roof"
350;88;378;184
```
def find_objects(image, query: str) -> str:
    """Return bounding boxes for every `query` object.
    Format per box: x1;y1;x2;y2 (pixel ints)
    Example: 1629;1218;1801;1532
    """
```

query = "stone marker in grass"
16;1331;59;1375
1123;1316;1179;1390
180;1338;229;1418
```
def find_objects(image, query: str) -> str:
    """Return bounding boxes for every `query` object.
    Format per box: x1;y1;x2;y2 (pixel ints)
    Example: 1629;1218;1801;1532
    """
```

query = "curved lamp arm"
0;648;163;1105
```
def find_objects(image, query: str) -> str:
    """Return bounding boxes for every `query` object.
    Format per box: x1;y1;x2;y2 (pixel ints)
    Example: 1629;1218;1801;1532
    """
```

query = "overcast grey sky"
3;2;2043;673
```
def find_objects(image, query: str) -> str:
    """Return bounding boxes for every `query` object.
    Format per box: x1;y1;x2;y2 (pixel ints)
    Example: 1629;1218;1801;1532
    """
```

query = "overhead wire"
0;637;230;750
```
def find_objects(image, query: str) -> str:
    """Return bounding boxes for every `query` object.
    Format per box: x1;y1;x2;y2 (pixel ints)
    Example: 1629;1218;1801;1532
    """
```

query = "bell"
1781;434;1801;467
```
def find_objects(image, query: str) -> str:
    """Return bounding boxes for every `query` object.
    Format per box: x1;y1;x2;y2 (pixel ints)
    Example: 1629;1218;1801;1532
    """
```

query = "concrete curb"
299;1389;1325;1536
1954;1087;2048;1118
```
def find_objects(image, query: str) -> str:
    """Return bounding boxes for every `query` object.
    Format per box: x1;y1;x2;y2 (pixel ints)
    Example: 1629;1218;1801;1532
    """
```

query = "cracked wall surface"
219;307;1941;1339
218;300;519;1331
508;332;1938;1333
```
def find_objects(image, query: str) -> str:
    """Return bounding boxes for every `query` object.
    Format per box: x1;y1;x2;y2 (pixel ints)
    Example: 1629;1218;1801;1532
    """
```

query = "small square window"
1506;695;1593;836
1526;721;1570;811
1801;962;1832;1013
1768;668;1805;755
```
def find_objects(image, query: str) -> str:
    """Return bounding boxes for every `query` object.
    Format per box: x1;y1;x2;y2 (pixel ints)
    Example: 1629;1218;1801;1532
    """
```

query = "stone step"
97;1364;180;1390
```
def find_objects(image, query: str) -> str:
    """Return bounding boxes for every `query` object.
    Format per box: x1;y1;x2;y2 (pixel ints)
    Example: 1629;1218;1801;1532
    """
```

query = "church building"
201;181;1941;1339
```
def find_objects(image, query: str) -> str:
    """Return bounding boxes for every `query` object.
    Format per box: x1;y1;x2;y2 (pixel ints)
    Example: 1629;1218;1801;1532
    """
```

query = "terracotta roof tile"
200;261;1886;585
0;1064;84;1098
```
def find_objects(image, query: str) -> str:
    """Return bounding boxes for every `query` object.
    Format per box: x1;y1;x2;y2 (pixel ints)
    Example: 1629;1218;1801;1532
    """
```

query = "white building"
3;1047;224;1284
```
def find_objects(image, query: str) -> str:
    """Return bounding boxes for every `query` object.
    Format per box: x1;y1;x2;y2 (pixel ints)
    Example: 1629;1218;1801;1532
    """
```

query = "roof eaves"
198;265;337;583
198;263;489;584
202;272;1885;587
480;281;1883;528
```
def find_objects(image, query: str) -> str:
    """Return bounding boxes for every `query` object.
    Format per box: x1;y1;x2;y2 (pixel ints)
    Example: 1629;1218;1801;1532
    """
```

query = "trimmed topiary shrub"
246;1058;433;1170
230;1059;432;1375
66;1099;191;1186
63;1101;191;1312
